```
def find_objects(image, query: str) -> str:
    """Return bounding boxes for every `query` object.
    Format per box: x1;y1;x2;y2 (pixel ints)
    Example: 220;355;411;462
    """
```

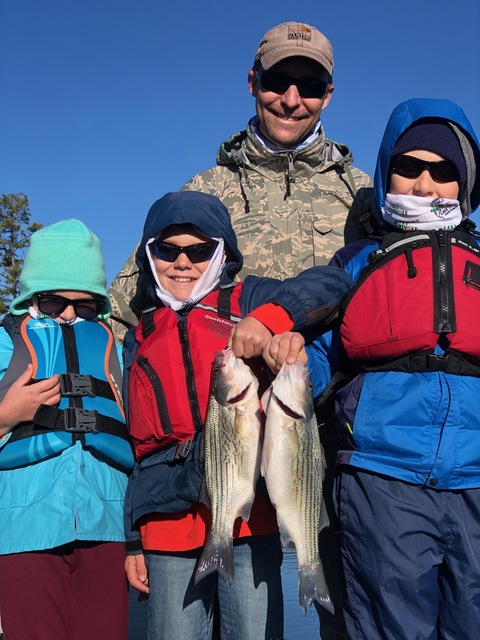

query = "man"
108;21;372;339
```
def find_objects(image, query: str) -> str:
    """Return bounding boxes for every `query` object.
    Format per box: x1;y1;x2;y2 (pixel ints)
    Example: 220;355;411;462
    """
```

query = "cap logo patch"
287;25;312;43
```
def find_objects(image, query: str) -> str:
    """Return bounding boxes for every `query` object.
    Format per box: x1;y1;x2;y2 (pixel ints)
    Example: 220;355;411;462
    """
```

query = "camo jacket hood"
216;120;355;185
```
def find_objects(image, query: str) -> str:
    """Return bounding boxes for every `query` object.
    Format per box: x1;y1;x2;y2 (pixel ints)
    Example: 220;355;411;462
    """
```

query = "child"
123;190;353;640
0;219;133;640
298;98;480;639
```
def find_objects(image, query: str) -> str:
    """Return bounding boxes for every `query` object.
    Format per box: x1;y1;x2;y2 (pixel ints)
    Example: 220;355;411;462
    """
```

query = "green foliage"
0;194;42;315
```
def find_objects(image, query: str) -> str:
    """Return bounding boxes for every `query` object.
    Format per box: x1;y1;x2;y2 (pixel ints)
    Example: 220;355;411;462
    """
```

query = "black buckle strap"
59;373;115;400
174;439;192;460
60;373;94;397
64;408;98;433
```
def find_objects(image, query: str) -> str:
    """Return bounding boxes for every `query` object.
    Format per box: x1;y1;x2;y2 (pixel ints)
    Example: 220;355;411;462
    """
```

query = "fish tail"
298;564;334;614
195;534;235;586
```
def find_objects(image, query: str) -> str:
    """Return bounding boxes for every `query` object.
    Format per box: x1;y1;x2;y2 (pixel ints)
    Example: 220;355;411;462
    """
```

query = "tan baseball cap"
253;22;334;77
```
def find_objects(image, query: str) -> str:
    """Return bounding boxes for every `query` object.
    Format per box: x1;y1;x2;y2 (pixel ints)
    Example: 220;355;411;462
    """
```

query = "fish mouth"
228;383;251;405
273;394;303;419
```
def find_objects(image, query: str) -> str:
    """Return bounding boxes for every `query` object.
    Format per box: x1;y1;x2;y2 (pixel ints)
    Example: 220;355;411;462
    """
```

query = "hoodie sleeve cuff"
247;303;294;334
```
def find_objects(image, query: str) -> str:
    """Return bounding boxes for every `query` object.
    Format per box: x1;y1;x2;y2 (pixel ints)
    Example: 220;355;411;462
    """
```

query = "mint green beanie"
10;219;112;319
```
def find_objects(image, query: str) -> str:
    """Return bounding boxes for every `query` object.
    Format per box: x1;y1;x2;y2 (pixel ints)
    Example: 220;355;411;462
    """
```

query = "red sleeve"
247;303;294;335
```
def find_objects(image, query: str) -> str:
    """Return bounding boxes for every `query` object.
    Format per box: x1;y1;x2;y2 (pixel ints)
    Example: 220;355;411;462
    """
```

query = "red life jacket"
128;283;256;461
340;227;480;373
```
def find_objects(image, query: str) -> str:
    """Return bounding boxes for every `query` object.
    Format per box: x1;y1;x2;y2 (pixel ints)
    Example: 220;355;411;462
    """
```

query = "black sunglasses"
256;71;329;99
150;240;218;264
36;293;105;320
391;154;459;183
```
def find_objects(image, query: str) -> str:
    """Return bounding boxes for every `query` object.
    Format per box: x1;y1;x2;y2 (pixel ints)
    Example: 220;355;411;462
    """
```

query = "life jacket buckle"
60;373;94;397
174;439;192;460
64;408;98;433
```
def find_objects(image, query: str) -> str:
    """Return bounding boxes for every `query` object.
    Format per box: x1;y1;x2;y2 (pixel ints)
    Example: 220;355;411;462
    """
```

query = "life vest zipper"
433;230;456;333
136;354;173;434
178;320;204;432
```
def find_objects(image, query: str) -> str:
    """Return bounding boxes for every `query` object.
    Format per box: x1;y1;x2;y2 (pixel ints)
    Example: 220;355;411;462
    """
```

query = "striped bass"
195;348;262;585
262;361;333;614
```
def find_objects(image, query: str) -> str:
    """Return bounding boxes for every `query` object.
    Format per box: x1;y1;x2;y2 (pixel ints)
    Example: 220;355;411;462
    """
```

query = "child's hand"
0;365;61;436
228;316;273;359
263;332;307;373
125;553;150;596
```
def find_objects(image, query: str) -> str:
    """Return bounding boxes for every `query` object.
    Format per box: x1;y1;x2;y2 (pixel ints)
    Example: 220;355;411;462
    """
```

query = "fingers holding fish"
263;331;307;372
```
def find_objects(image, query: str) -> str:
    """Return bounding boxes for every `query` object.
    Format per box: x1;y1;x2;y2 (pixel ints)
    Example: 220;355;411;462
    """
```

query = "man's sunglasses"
150;240;219;264
391;154;459;183
256;71;329;99
36;293;105;320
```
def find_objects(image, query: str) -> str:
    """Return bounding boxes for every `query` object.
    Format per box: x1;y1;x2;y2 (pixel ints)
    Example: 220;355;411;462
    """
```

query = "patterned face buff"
382;194;463;231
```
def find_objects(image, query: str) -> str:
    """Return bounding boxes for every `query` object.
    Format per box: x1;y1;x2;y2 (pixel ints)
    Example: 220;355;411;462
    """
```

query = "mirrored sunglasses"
36;293;105;320
150;240;218;264
391;155;459;183
256;71;329;99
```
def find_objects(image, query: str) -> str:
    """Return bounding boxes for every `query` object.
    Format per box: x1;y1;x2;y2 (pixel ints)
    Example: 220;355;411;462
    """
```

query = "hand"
228;316;273;359
263;332;307;373
0;365;61;437
125;553;150;596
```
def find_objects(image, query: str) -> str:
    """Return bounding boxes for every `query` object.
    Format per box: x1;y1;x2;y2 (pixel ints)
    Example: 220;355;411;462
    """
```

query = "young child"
294;98;480;639
123;190;352;640
0;219;133;640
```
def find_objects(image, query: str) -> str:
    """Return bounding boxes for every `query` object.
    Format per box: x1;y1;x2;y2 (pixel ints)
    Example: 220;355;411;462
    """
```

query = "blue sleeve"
239;266;355;330
306;329;343;399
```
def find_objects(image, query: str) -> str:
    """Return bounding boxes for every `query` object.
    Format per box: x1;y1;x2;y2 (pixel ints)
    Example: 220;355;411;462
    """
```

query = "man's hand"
0;365;61;437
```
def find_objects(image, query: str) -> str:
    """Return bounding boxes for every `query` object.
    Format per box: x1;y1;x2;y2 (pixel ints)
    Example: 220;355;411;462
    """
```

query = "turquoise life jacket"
0;314;134;472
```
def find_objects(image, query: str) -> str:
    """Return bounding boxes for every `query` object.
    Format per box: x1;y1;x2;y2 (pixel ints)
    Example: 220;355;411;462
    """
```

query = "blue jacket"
307;99;480;490
0;320;128;555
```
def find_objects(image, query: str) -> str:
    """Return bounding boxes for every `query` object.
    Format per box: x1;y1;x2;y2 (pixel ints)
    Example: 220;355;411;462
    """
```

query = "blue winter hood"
373;98;480;220
135;191;243;297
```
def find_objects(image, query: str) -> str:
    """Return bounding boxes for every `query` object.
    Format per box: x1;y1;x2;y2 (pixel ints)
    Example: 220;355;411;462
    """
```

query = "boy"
290;98;480;639
123;190;352;640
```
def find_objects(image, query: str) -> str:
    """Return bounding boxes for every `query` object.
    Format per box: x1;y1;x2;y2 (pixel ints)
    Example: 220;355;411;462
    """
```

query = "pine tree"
0;194;42;315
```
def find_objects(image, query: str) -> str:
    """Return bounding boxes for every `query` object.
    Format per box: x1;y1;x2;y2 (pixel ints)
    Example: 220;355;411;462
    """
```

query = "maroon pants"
0;542;128;640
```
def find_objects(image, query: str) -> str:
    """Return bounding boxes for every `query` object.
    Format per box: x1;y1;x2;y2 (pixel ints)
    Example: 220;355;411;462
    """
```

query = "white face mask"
382;194;463;231
146;237;226;311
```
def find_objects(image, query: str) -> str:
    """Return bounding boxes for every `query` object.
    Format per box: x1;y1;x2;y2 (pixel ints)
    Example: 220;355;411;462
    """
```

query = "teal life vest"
0;314;134;472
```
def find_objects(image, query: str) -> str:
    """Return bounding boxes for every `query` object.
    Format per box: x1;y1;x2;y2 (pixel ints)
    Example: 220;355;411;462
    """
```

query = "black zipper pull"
405;249;417;278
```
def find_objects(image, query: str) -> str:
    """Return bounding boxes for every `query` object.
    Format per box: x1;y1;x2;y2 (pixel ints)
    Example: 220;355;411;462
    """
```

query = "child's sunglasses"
391;155;458;183
256;71;329;99
150;240;218;264
36;293;105;320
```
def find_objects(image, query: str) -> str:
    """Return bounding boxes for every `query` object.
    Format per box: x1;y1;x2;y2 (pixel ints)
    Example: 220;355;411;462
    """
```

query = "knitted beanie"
391;122;467;187
10;219;112;319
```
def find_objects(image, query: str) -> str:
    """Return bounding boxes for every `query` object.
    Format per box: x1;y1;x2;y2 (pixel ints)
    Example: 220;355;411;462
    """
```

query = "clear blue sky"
1;0;479;284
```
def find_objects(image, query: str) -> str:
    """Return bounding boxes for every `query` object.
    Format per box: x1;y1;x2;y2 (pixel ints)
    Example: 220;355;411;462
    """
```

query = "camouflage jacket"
108;122;373;341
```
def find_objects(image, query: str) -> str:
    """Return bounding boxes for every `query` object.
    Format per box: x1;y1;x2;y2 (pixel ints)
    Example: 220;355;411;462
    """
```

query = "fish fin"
277;519;293;548
195;534;235;586
238;496;255;523
319;499;330;533
298;564;334;615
